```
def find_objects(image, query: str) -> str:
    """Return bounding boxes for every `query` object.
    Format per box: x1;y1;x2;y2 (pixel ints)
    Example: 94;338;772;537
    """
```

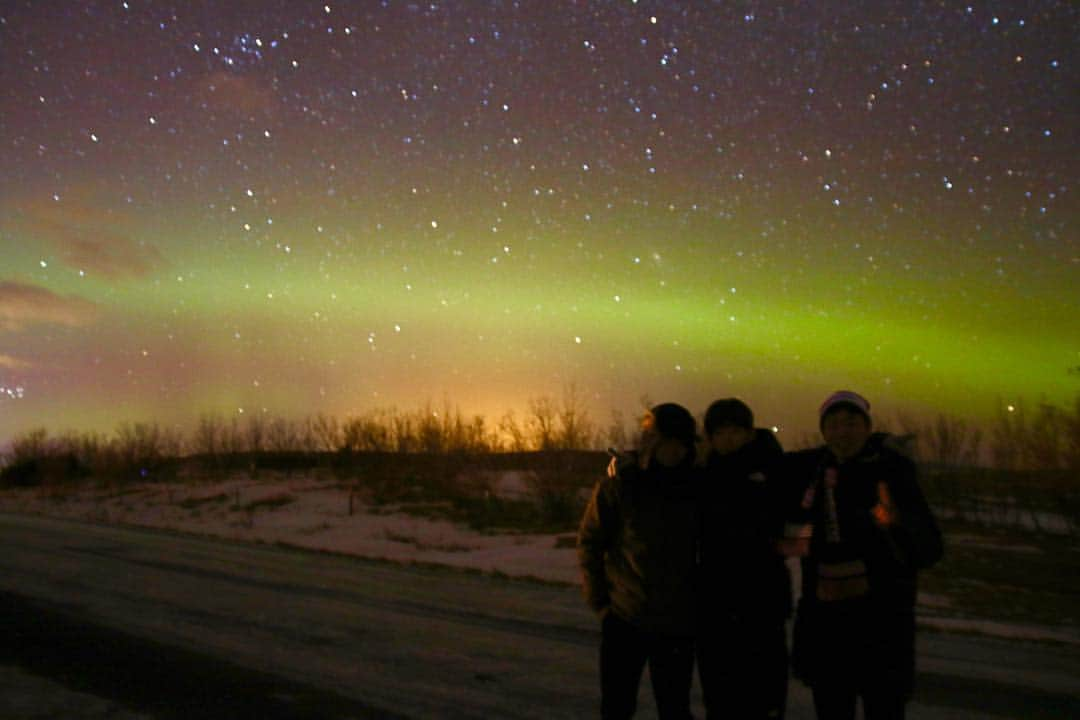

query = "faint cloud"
193;71;279;119
0;281;100;332
59;231;166;281
0;353;31;370
7;189;166;281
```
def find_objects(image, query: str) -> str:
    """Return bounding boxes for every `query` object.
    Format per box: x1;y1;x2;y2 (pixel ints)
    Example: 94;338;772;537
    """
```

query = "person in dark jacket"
696;398;790;720
578;403;701;720
785;391;943;720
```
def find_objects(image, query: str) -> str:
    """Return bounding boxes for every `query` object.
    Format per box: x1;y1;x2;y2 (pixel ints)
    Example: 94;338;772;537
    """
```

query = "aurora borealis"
1;1;1076;444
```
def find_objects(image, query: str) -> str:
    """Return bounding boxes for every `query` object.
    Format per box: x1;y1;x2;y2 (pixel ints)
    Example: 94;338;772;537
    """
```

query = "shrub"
235;493;297;512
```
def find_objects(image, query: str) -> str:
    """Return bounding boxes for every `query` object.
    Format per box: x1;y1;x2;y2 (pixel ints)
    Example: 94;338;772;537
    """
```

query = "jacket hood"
751;427;783;455
866;431;914;456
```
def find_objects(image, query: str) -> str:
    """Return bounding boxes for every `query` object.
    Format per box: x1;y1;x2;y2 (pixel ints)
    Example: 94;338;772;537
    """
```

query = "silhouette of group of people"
578;390;944;720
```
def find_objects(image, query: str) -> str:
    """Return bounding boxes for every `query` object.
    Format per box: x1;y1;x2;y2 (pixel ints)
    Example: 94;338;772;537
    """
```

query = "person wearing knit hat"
818;390;874;465
578;403;700;719
818;390;871;427
783;391;943;720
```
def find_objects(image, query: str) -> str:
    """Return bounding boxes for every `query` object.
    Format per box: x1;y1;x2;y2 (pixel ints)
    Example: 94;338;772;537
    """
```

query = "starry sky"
0;1;1076;445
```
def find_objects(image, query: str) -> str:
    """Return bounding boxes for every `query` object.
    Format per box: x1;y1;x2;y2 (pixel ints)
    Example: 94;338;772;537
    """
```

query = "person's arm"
761;436;788;549
577;476;618;613
776;450;817;557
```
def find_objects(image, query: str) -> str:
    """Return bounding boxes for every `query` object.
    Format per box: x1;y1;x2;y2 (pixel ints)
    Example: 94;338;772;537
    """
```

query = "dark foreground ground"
5;589;1080;720
1;592;396;720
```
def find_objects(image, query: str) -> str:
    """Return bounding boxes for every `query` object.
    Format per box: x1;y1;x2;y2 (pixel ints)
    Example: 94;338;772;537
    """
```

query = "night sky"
1;1;1076;444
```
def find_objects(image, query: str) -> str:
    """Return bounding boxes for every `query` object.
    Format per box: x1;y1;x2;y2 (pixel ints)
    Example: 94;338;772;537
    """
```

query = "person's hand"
872;481;899;527
776;537;810;557
606;450;637;478
871;503;898;527
778;522;813;557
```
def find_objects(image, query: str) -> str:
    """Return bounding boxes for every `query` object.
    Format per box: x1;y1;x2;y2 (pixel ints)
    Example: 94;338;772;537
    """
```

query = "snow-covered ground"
1;470;1076;647
0;472;582;584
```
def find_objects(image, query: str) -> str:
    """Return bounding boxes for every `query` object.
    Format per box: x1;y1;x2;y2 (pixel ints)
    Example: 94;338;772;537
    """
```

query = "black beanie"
645;403;697;446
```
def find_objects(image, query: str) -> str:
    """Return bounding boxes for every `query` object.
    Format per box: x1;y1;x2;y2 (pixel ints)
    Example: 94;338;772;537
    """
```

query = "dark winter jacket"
698;428;791;624
785;433;943;694
577;459;700;637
